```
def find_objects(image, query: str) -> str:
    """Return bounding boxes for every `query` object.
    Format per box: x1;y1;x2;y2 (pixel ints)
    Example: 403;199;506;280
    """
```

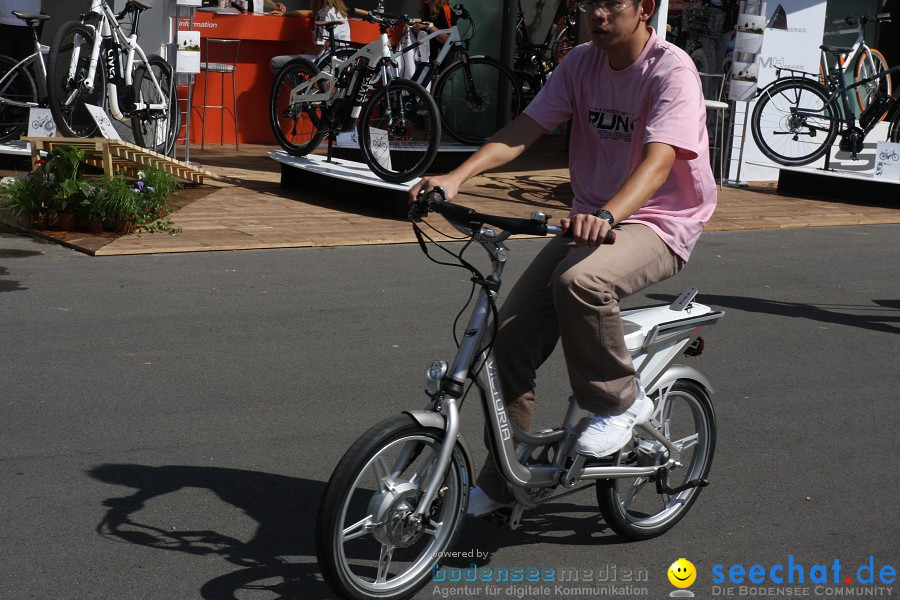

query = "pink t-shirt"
523;28;717;261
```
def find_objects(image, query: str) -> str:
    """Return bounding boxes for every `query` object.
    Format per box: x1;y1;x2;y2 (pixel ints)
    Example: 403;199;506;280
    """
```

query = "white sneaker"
466;486;513;517
574;386;653;458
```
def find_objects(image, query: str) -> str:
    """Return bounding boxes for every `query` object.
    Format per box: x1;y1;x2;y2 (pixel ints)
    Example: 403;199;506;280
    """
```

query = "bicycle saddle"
128;0;153;11
11;11;50;23
316;20;346;27
820;44;852;54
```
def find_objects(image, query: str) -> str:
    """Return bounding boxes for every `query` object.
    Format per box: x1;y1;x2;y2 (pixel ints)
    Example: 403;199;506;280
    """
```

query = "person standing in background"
0;0;42;63
268;0;350;73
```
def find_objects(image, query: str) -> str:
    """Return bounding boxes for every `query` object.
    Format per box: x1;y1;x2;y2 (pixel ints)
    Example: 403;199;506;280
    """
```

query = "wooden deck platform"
2;138;898;256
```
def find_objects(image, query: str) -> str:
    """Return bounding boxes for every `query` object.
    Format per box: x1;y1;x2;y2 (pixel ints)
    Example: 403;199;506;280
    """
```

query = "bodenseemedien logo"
669;558;697;598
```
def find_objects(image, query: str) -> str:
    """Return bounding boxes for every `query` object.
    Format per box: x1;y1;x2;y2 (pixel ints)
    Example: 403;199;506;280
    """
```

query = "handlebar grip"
560;226;616;244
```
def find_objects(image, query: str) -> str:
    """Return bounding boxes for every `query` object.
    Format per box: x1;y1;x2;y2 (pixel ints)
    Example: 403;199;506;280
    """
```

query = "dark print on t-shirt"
588;107;635;142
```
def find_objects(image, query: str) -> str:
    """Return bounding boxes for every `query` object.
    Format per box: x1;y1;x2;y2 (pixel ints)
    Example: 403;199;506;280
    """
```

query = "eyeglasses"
576;0;638;14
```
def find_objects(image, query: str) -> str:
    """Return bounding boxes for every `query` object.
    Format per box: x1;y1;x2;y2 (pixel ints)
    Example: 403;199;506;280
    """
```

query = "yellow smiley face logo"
668;558;697;588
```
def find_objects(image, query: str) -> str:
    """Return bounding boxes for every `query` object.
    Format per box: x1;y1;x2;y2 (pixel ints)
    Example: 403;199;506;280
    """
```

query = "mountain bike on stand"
315;188;724;600
398;4;523;145
46;0;179;156
269;10;440;184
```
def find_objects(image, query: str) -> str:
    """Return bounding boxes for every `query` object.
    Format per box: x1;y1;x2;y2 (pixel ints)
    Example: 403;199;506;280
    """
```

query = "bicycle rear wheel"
269;57;327;156
750;77;838;166
0;55;37;144
854;48;892;115
433;57;522;145
889;108;900;143
359;78;440;183
131;55;179;156
47;21;107;138
596;380;716;540
316;414;469;600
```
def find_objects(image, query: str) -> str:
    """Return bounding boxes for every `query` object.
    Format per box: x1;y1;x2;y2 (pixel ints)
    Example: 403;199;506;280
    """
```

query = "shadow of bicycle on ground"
89;463;632;598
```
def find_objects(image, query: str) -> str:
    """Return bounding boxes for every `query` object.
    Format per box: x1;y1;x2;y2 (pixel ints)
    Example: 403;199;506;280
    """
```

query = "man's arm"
408;113;547;202
562;142;677;246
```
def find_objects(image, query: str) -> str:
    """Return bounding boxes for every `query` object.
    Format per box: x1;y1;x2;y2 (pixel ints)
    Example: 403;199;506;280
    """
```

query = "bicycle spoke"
376;544;396;583
621;476;650;508
342;515;377;543
672;433;699;453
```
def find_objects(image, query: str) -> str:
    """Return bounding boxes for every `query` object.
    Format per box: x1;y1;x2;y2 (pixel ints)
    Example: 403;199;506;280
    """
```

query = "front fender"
403;409;475;486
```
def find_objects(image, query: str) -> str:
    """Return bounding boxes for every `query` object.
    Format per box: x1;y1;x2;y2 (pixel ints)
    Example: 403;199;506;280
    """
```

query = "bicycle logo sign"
27;108;57;138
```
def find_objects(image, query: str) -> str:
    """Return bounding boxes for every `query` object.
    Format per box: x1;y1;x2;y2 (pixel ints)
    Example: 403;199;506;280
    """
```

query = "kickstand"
325;130;335;163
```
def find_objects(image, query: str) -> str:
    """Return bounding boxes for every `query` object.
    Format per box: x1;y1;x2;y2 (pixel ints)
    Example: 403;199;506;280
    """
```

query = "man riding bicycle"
410;0;717;516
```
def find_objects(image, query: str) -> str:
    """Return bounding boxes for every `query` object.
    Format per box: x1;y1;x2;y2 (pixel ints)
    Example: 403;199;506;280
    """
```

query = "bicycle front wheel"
131;55;179;156
269;57;327;156
359;78;440;183
596;380;716;541
433;57;523;145
854;48;892;115
47;21;107;138
750;77;838;166
316;414;470;600
0;55;38;144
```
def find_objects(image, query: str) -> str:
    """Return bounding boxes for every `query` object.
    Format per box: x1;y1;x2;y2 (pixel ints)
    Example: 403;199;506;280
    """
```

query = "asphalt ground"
1;223;898;599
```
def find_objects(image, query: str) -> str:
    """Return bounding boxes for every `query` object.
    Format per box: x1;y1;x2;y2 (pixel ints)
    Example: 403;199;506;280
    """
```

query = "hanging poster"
728;2;766;101
177;30;201;74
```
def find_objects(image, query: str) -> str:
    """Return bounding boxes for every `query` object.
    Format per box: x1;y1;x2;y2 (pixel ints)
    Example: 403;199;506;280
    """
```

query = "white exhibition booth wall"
732;0;828;181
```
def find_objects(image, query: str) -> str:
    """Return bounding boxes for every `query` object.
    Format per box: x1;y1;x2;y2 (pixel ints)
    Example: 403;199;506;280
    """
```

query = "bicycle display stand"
23;137;217;184
328;135;480;173
270;150;417;212
0;140;33;158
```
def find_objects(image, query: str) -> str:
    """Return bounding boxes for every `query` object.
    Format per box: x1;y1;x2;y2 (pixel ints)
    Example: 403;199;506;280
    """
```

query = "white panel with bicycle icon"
28;108;57;138
84;104;122;141
874;142;900;181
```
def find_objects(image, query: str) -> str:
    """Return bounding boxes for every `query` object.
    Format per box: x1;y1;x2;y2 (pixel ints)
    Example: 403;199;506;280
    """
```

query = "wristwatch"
592;209;615;226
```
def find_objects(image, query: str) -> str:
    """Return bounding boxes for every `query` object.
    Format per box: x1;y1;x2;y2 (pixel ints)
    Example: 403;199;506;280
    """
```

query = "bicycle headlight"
424;360;448;396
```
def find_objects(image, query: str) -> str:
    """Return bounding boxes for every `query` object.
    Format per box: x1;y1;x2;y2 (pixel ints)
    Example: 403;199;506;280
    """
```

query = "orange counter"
178;13;379;146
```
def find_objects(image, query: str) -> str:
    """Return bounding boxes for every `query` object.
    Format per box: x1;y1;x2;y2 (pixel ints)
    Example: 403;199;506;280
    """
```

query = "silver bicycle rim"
611;388;711;527
334;434;462;596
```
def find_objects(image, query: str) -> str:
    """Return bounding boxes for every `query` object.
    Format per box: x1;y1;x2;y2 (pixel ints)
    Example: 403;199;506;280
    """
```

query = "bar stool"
199;38;240;150
699;71;729;189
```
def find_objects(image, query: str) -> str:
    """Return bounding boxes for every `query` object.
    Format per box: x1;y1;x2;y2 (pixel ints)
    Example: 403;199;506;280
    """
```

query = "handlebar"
353;7;422;27
834;13;891;25
410;188;615;244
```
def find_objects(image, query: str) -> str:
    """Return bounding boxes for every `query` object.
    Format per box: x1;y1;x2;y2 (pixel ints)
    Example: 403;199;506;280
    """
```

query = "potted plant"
0;171;51;228
132;168;181;234
95;174;138;233
45;146;91;231
78;184;106;234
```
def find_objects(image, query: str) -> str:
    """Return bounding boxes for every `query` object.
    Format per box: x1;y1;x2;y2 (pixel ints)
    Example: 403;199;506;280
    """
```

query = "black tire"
47;21;107;139
853;48;892;114
269;57;327;156
596;380;716;541
131;55;179;156
316;414;469;600
513;69;541;107
888;107;900;143
750;77;839;166
0;55;38;144
433;57;523;146
359;78;440;183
